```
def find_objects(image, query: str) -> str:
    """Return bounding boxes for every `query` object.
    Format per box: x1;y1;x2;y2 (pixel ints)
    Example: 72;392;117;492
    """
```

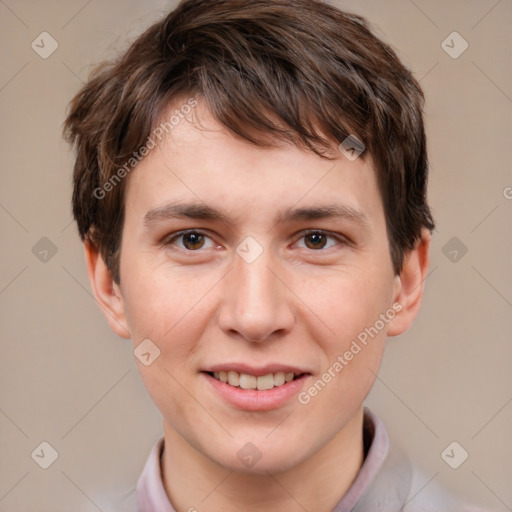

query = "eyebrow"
144;202;231;227
278;204;370;228
143;201;370;229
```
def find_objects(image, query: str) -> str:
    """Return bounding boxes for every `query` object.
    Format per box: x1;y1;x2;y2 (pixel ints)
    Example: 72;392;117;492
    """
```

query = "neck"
161;408;365;512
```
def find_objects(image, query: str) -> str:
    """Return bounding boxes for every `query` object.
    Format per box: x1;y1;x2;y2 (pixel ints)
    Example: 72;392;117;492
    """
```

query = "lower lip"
202;372;310;411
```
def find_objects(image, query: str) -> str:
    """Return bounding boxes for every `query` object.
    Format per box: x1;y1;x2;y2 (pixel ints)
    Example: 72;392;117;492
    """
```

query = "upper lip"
203;363;310;377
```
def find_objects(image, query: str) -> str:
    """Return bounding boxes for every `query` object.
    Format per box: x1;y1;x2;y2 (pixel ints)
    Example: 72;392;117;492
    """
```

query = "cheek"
296;265;394;409
121;254;215;344
121;266;214;425
297;265;393;397
301;266;394;348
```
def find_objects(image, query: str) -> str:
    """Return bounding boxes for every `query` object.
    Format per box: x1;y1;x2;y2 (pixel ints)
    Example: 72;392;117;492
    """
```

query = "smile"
207;370;300;390
202;366;311;411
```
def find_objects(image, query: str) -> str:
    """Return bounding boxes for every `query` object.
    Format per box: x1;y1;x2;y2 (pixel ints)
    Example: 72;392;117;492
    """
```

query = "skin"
86;98;431;512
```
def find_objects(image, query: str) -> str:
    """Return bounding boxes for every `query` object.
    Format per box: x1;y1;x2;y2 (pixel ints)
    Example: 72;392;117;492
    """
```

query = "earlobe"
84;241;131;339
387;229;432;337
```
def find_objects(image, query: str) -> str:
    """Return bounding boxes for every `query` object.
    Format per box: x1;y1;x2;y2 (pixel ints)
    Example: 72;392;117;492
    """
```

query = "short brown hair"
63;0;435;283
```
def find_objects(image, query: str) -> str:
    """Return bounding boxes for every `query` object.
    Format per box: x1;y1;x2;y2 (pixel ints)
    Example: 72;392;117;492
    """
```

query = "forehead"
123;98;384;227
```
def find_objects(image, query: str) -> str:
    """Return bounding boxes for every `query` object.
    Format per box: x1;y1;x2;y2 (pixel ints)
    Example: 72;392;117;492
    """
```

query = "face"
109;99;406;473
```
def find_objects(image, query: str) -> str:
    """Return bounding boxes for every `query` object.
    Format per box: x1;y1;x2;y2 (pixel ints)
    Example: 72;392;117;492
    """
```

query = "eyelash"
163;229;348;252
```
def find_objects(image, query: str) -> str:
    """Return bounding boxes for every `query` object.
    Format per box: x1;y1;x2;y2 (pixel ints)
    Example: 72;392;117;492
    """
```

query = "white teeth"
211;370;299;389
239;374;257;389
227;371;240;387
257;374;274;390
273;372;285;386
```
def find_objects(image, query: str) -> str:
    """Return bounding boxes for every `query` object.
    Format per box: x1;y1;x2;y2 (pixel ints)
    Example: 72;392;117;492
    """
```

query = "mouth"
204;370;305;390
201;364;311;411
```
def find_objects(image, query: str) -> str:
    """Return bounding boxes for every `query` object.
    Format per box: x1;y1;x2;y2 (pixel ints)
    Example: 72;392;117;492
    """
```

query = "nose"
216;247;295;343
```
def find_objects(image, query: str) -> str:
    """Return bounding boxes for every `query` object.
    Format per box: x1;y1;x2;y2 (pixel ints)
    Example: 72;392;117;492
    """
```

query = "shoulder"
403;467;490;512
353;409;491;512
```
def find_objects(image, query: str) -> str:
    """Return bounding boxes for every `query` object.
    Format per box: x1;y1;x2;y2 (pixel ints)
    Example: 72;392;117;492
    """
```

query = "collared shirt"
115;408;484;511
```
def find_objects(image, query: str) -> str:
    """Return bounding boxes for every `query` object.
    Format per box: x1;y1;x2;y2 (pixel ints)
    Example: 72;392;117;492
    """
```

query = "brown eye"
304;232;328;249
182;232;205;250
164;230;218;252
295;230;344;251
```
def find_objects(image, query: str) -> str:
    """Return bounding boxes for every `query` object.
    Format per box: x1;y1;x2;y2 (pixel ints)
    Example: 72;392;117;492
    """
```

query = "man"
63;1;483;510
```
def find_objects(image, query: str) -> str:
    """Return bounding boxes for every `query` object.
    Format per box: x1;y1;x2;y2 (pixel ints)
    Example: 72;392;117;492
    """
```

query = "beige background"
1;0;511;510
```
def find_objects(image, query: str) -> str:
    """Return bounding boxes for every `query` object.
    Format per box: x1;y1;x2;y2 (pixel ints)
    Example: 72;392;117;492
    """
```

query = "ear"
84;241;131;339
387;229;432;337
